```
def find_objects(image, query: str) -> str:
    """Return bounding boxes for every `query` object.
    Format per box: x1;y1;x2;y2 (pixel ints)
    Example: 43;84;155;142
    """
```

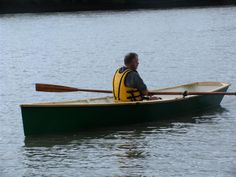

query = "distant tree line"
0;0;235;14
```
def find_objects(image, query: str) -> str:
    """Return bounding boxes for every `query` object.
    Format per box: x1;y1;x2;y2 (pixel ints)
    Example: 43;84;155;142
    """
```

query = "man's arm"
125;71;148;94
125;72;161;100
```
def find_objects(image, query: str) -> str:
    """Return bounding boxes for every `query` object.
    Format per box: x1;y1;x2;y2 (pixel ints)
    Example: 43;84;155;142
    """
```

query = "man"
112;52;159;102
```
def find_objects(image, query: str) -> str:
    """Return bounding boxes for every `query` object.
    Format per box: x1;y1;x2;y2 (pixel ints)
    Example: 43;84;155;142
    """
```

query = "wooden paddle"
35;83;236;96
36;83;112;93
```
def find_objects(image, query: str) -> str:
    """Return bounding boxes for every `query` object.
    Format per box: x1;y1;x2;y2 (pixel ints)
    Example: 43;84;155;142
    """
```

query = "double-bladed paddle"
35;83;236;96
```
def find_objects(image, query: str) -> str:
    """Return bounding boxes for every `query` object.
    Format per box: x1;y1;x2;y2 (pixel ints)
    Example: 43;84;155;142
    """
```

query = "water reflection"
21;105;231;176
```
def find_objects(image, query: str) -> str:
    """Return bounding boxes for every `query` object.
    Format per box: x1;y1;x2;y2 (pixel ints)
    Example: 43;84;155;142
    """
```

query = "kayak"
21;81;230;136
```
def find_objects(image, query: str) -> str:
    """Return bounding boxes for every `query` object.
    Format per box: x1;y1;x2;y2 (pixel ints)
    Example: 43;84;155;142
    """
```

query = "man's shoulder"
126;70;140;80
127;70;139;76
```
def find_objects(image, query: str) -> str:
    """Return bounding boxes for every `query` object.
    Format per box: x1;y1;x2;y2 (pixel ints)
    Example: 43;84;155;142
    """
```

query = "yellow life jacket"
112;68;143;102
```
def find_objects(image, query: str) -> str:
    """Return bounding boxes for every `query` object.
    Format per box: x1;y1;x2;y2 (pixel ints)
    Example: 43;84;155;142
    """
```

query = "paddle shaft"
36;83;236;96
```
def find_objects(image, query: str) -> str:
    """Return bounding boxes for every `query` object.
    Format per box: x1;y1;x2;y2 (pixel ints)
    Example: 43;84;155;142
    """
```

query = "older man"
112;52;159;101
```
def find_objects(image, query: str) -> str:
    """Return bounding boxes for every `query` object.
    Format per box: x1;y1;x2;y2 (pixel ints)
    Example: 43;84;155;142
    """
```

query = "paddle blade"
36;83;79;92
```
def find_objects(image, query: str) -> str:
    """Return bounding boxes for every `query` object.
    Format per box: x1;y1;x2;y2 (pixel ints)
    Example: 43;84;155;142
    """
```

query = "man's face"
130;57;139;70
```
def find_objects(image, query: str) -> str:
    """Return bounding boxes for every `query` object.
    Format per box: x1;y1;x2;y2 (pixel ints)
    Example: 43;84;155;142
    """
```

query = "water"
1;6;236;177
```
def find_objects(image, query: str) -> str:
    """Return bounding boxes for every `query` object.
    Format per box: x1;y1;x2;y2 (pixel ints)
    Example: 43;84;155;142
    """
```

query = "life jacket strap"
126;90;140;93
127;93;142;101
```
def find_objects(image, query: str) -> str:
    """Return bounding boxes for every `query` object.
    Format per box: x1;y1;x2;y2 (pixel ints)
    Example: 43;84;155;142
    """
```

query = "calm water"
1;6;236;177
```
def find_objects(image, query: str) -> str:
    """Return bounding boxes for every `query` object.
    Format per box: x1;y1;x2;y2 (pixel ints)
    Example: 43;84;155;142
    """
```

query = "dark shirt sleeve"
125;71;147;92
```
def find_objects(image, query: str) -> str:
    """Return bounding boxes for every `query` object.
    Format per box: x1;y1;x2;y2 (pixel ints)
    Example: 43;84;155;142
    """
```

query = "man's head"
124;52;139;70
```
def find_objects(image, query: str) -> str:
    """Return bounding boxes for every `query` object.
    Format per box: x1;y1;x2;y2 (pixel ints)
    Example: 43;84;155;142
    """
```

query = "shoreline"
1;0;236;14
